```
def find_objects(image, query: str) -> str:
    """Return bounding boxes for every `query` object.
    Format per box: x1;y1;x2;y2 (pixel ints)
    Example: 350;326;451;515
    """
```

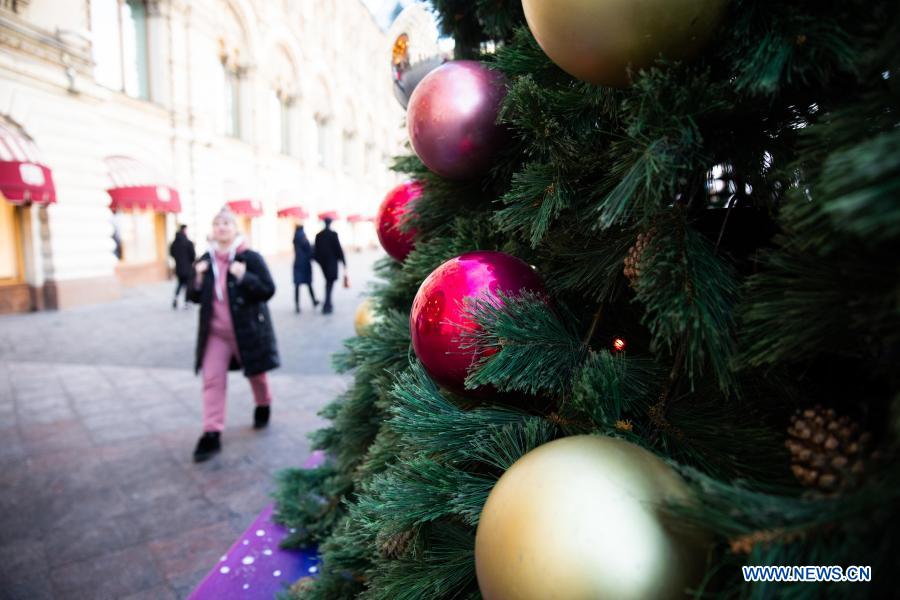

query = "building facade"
0;0;406;313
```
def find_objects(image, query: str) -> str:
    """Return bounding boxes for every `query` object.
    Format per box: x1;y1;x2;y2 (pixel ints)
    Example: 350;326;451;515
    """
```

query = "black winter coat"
169;232;196;279
187;249;280;377
313;228;345;281
292;228;313;285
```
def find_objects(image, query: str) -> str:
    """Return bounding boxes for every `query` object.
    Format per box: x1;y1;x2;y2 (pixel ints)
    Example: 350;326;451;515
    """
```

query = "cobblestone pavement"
0;249;383;599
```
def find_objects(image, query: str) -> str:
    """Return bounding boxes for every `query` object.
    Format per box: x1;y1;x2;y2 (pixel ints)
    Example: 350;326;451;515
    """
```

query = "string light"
612;338;626;352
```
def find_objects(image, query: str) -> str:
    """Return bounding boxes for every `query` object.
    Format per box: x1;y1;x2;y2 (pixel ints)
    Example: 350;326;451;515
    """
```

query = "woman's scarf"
208;235;245;301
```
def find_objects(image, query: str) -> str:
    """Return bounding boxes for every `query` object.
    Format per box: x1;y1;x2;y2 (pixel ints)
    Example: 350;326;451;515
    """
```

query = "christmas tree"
276;0;900;597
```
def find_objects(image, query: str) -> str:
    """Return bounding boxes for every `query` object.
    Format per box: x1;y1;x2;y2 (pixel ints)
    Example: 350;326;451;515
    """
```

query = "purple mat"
188;451;325;599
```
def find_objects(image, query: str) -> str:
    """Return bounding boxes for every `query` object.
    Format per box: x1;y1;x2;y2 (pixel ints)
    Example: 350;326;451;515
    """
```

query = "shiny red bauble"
407;60;508;180
410;251;546;394
376;180;422;261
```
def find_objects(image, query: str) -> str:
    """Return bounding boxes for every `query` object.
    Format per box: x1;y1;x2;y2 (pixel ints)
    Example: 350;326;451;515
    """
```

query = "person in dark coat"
187;207;279;462
169;224;195;309
112;225;122;261
313;216;346;314
292;225;318;313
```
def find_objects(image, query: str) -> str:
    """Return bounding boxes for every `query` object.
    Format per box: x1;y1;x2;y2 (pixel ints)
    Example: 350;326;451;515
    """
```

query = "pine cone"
623;228;656;286
379;529;415;559
728;528;805;554
786;405;874;494
289;576;317;596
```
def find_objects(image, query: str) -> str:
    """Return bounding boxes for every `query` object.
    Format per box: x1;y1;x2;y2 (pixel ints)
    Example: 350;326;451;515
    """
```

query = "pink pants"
202;329;271;432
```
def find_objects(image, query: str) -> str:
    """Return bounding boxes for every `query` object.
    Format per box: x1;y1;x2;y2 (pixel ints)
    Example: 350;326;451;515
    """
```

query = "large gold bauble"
521;0;729;87
475;435;711;600
354;298;378;336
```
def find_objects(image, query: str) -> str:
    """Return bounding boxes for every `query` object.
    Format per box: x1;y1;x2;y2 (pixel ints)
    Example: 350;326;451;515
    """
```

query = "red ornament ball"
407;60;507;180
410;251;546;394
376;180;422;261
613;338;627;352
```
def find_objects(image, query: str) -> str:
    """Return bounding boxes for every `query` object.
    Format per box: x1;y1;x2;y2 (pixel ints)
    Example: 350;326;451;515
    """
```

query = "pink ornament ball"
407;60;508;180
377;180;422;261
410;251;545;394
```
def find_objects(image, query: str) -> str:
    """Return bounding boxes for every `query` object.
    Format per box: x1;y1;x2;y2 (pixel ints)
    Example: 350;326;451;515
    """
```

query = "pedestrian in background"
292;224;318;313
169;224;195;309
313;216;347;314
112;222;122;261
188;207;280;462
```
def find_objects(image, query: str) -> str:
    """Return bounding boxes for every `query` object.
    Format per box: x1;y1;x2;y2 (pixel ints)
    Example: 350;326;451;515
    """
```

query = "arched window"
314;76;334;168
364;139;375;176
268;90;293;155
364;116;376;176
90;0;149;99
217;3;250;140
279;95;291;155
269;47;298;156
221;60;241;138
316;115;332;168
341;129;356;174
341;100;358;175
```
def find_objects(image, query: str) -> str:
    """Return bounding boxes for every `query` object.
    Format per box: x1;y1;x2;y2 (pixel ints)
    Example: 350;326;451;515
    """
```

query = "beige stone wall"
0;0;406;309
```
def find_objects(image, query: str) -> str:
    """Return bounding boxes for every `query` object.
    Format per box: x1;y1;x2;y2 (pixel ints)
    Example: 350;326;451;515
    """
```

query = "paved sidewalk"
0;250;383;599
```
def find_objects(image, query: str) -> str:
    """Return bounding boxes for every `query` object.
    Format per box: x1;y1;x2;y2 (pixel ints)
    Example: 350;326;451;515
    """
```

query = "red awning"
227;199;263;217
277;206;309;219
318;211;340;221
0;116;56;205
347;214;373;223
105;156;181;213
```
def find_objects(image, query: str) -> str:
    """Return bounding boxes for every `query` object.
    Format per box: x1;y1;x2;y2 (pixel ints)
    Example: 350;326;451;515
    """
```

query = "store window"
115;211;158;264
0;202;22;282
91;0;150;100
238;216;253;246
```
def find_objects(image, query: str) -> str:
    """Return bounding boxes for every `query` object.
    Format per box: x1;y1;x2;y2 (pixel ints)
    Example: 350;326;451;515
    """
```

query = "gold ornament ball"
521;0;729;87
354;298;378;336
475;435;711;600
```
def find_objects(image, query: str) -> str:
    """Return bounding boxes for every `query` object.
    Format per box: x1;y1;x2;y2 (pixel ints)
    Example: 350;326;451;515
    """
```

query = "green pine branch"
633;213;740;392
387;363;538;464
460;291;586;395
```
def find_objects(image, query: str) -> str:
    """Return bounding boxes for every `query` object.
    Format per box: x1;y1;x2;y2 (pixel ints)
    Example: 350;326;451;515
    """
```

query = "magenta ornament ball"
377;180;422;261
410;251;546;394
407;60;508;180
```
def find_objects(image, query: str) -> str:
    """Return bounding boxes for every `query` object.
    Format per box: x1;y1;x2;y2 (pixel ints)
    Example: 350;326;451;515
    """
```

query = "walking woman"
188;207;280;462
292;224;318;313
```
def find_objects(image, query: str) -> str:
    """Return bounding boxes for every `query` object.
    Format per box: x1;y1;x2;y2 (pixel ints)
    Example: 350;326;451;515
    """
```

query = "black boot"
193;432;221;462
254;406;270;429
